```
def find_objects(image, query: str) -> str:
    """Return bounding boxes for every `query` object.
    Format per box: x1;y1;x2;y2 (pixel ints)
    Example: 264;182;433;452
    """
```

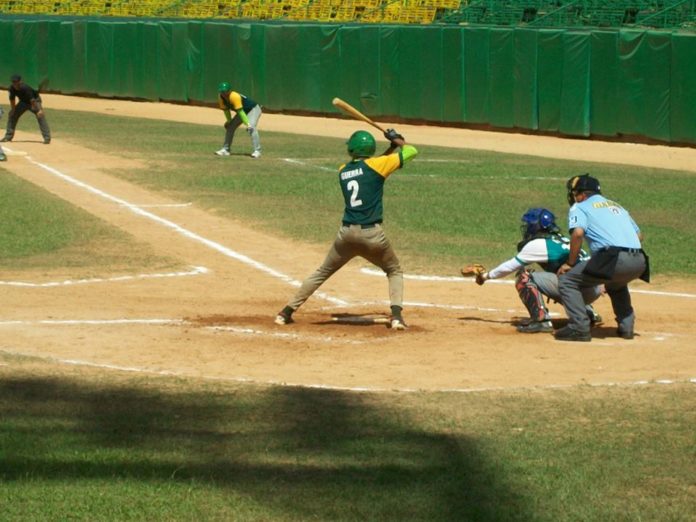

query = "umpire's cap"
10;74;21;82
566;173;601;205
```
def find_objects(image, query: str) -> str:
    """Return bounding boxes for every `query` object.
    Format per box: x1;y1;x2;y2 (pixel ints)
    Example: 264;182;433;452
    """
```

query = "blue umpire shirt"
568;194;641;253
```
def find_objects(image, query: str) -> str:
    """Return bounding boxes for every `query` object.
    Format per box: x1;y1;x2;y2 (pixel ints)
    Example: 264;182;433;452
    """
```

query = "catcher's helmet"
346;130;376;158
566;173;601;205
217;81;231;93
521;208;559;241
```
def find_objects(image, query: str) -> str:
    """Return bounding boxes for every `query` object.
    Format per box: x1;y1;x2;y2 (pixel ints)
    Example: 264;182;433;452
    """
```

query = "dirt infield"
1;94;695;392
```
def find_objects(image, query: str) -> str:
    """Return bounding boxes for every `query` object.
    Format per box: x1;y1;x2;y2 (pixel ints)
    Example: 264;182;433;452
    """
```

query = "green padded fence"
0;17;695;144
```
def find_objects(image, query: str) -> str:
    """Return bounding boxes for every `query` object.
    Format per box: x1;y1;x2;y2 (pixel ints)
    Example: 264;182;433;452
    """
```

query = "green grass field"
1;108;695;520
0;163;179;274
1;361;694;522
48;108;696;276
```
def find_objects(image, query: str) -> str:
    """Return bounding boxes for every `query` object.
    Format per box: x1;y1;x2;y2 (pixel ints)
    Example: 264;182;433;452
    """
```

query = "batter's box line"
360;267;696;299
0;266;209;287
0;348;694;395
205;325;369;345
0;318;378;345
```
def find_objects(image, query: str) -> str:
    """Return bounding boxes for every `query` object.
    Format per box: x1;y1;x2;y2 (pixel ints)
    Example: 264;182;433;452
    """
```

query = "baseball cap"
11;74;21;82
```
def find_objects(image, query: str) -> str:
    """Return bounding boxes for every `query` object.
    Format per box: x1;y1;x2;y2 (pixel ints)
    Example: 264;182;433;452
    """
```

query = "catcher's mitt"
460;263;488;285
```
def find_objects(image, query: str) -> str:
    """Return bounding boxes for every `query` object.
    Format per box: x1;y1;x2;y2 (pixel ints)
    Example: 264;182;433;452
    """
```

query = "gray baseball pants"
223;105;261;154
4;100;51;142
287;223;403;312
559;250;647;334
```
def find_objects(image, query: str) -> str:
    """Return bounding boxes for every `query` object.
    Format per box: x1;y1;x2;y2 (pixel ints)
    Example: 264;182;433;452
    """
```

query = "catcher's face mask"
520;208;557;240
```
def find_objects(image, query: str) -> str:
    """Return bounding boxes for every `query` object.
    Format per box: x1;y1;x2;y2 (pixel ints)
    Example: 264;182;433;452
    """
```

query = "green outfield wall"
1;17;695;144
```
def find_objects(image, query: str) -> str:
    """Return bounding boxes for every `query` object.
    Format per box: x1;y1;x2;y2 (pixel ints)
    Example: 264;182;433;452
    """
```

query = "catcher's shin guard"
515;271;548;322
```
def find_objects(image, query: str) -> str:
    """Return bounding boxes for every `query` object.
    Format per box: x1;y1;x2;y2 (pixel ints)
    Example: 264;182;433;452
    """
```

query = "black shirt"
9;83;39;104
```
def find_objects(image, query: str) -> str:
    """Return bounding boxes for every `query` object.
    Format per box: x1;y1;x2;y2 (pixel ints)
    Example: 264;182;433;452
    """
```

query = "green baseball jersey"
339;152;403;225
218;91;257;113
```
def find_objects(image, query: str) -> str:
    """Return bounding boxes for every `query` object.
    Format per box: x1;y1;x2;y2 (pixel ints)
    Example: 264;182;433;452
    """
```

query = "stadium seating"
0;0;694;27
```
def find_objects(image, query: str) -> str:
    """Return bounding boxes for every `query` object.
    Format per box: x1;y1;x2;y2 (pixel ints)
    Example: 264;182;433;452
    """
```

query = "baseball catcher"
461;208;603;333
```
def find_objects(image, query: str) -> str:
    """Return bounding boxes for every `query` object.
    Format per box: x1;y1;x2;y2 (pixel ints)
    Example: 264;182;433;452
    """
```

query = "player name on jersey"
340;167;364;180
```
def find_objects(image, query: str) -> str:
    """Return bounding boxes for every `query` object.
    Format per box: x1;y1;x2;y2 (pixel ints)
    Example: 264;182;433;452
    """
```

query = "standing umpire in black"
1;74;51;144
555;174;649;342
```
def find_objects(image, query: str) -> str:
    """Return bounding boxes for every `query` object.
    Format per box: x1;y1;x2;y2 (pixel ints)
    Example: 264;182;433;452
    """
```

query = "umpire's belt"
343;221;382;229
600;246;643;254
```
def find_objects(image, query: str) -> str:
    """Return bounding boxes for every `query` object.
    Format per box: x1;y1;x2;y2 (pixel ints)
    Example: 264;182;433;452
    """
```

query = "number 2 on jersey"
347;180;363;207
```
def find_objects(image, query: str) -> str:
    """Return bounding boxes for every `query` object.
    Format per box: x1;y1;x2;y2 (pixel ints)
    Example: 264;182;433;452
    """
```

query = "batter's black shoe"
554;326;591;342
390;316;407;330
274;306;294;326
517;320;553;333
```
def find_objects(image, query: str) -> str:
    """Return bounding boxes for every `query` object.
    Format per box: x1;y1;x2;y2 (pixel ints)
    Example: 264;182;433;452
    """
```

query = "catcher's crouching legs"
515;271;552;333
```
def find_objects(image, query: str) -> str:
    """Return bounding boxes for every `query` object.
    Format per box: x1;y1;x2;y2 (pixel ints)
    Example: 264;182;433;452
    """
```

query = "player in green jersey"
473;208;603;333
275;128;418;330
215;82;262;158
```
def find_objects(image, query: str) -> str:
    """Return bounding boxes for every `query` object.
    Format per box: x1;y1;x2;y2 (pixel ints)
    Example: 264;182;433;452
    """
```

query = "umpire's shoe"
554;326;591;342
0;136;11;142
617;327;634;340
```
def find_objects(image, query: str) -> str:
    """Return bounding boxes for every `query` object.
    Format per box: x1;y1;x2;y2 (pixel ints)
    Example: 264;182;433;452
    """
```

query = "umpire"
556;174;649;342
1;74;51;144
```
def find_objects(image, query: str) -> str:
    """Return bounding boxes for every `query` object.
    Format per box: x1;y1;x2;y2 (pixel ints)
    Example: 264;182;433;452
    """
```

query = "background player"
1;74;51;145
215;82;262;158
466;208;603;333
275;128;418;330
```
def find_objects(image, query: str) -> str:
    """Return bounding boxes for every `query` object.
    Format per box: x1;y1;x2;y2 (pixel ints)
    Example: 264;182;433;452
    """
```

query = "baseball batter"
468;208;602;333
275;128;418;330
215;82;261;158
1;74;51;145
556;174;649;342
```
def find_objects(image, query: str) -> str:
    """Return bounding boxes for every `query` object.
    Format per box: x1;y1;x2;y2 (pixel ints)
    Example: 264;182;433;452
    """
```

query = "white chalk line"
205;325;368;345
0;266;209;287
360;267;696;299
25;156;347;307
0;319;184;326
282;158;335;172
282;157;568;181
134;202;193;208
0;318;379;345
1;348;693;394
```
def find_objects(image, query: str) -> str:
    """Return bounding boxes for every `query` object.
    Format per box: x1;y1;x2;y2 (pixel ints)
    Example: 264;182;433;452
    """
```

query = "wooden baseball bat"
332;97;386;133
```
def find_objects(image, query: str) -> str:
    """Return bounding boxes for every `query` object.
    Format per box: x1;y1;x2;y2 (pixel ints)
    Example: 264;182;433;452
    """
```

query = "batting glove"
384;128;404;142
246;126;255;135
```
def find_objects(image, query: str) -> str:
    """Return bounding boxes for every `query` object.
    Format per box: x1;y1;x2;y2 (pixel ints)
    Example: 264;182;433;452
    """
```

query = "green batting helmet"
346;130;376;158
217;81;231;93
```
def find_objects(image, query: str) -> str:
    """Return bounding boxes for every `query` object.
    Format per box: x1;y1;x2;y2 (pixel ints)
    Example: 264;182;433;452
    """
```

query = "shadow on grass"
0;376;531;521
